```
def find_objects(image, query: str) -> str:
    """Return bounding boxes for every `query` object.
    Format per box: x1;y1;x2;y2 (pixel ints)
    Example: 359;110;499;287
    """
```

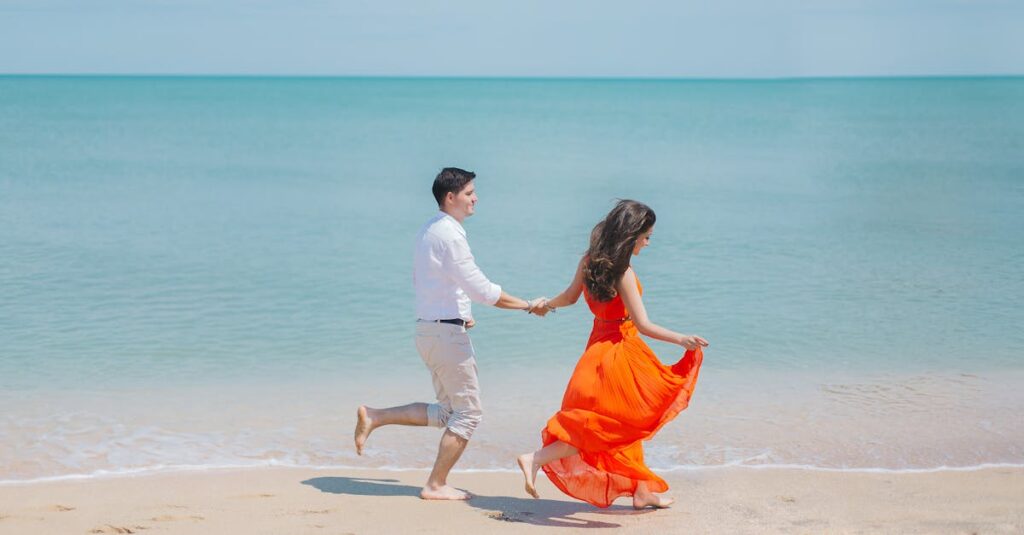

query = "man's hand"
465;319;476;329
528;297;552;317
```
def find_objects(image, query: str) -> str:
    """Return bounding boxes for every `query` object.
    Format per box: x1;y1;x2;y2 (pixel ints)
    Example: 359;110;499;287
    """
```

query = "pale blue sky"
2;0;1022;77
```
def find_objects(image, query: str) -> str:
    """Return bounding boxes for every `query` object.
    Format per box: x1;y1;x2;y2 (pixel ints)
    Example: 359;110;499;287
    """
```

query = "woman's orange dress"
541;273;703;508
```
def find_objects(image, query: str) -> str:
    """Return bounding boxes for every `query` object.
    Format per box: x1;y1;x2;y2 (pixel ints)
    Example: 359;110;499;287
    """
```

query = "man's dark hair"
432;167;476;207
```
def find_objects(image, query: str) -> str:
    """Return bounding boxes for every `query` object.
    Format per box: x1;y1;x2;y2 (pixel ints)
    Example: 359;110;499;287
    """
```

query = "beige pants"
415;321;483;440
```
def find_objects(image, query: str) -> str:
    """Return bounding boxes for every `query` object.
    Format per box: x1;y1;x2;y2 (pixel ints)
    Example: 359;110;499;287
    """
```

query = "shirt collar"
437;210;466;237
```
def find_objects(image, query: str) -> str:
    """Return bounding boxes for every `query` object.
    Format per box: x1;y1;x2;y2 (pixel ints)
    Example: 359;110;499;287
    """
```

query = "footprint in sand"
150;515;205;522
487;511;525;523
50;505;76;512
236;493;275;499
88;525;148;534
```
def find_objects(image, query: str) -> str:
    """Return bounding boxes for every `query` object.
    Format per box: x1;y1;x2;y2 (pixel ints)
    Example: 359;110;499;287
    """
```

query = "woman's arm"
618;267;708;350
543;255;587;310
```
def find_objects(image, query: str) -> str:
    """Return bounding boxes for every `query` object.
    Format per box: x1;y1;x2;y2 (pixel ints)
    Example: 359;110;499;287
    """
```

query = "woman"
517;199;708;509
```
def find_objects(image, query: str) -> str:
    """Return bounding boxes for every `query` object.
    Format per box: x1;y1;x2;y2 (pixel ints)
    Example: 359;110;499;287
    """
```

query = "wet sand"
0;466;1021;534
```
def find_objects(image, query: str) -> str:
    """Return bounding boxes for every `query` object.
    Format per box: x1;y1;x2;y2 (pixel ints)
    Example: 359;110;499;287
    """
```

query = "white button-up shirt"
414;211;502;321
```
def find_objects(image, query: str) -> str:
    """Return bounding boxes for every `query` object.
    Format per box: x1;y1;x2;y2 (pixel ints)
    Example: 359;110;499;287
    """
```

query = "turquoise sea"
1;76;1023;482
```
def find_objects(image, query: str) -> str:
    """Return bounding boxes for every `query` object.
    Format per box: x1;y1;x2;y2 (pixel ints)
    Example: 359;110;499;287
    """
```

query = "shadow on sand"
302;476;648;528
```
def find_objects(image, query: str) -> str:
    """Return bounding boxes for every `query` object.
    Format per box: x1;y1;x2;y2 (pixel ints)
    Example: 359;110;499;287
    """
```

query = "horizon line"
1;73;1022;82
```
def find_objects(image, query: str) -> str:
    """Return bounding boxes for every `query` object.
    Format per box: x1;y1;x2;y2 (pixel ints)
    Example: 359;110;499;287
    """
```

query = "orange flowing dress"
541;273;703;508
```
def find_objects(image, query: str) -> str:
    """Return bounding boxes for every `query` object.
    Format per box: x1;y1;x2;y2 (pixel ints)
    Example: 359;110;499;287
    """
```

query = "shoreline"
0;465;1020;534
5;366;1022;483
5;461;1024;487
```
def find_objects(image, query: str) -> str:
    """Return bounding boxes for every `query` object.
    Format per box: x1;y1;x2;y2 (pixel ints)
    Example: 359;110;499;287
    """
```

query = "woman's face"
633;226;653;255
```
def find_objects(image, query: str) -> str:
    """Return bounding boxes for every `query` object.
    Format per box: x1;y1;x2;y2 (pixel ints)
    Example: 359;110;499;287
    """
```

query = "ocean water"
1;76;1023;483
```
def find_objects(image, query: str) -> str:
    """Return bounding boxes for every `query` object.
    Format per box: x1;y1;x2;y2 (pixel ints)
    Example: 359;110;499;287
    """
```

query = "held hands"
526;297;556;317
679;334;709;350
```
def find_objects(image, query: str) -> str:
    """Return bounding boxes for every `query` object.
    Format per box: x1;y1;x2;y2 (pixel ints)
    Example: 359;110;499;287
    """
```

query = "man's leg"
354;403;429;455
355;323;451;455
417;325;482;500
420;429;470;500
355;322;478;500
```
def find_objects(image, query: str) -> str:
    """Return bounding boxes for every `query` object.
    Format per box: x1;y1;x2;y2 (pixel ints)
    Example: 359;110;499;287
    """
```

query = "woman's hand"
528;297;551;317
678;335;708;350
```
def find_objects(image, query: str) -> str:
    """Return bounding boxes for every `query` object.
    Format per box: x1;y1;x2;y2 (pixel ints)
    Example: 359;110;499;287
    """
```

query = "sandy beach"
1;466;1021;534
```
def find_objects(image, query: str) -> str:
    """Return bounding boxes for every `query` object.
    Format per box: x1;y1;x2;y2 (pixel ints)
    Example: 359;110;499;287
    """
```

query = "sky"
1;0;1022;78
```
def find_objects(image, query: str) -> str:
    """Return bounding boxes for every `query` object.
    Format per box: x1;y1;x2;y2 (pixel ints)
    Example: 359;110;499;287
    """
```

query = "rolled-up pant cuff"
426;403;478;440
426;402;448;428
446;418;478;440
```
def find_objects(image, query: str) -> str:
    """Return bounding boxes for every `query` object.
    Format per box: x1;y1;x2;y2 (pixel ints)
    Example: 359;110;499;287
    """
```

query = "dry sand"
0;466;1021;534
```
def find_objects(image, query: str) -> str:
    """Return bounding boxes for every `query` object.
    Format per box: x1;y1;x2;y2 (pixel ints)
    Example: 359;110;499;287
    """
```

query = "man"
354;167;546;500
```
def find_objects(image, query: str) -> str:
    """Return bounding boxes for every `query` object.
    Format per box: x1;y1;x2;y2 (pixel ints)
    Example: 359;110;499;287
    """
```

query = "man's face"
446;181;477;220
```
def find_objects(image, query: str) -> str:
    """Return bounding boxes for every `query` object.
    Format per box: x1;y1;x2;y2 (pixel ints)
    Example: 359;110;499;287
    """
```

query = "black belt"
425;318;466;327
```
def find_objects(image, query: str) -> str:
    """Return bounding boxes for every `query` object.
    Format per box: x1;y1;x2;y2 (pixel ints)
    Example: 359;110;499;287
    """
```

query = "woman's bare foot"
419;485;471;500
632;493;674;510
516;453;540;498
354;405;374;455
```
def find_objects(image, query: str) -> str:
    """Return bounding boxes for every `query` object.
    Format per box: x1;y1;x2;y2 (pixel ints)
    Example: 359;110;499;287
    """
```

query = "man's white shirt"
414;211;501;321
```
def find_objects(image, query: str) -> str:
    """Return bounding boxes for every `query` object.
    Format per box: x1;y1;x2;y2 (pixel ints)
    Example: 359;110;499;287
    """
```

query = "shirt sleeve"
442;236;502;305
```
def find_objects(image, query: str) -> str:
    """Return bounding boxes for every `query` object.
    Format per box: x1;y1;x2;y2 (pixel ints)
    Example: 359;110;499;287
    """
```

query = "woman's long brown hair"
583;200;656;302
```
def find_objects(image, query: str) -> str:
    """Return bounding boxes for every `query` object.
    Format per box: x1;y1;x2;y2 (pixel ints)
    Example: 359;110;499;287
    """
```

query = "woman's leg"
516;440;579;498
633;480;675;509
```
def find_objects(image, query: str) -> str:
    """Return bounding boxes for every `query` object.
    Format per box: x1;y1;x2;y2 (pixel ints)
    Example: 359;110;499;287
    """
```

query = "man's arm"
445;238;544;314
444;237;502;305
493;291;534;311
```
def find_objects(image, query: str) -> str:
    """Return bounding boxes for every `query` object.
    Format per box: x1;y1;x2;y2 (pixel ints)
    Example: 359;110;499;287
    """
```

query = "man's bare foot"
354;405;374;455
633;493;674;510
419;485;471;500
516;453;540;498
